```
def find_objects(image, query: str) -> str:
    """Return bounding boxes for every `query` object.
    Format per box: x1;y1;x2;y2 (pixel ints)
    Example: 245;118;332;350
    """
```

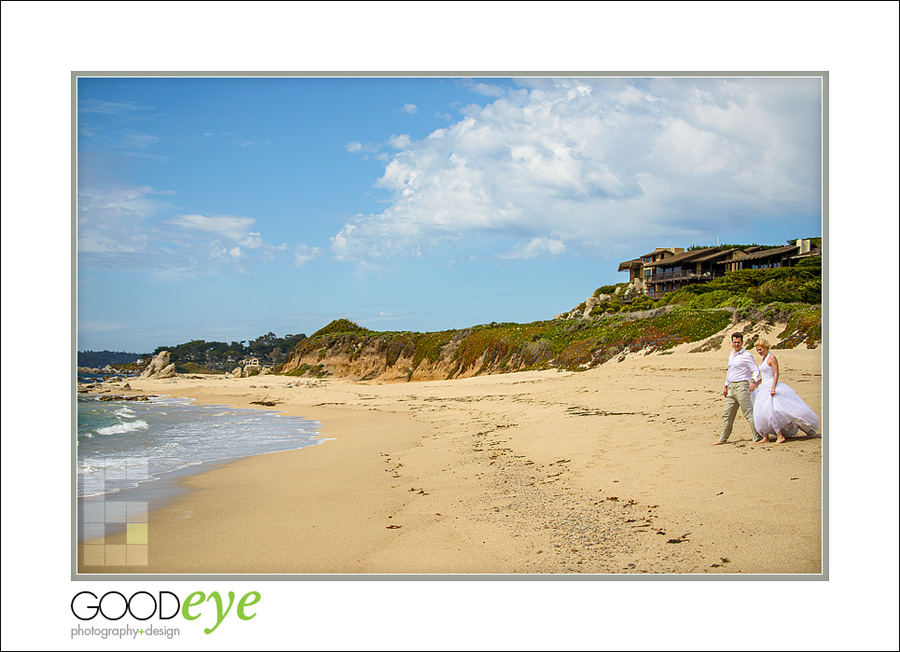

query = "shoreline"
77;324;823;575
75;395;328;546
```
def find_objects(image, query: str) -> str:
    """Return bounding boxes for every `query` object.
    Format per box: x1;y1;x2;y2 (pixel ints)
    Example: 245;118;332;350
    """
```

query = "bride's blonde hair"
756;338;771;351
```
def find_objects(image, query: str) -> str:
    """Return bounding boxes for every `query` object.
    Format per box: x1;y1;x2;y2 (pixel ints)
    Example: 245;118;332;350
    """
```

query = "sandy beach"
77;321;823;576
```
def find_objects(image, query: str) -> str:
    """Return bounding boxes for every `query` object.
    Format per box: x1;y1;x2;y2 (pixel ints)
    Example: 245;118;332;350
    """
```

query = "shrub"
311;319;371;338
685;290;731;310
800;278;821;303
622;295;654;312
593;284;620;297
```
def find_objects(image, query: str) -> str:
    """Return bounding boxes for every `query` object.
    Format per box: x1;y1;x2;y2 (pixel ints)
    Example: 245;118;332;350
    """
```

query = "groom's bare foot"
712;439;727;446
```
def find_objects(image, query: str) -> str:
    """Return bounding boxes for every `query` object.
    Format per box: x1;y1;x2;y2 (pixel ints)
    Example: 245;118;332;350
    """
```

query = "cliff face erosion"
280;305;821;383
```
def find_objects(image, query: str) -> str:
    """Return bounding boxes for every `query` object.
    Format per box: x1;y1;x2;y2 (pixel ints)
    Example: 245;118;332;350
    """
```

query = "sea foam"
95;420;149;436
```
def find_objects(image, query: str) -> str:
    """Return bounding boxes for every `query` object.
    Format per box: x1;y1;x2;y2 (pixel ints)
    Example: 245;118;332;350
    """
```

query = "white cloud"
294;244;321;266
78;183;171;253
500;237;567;260
345;140;383;159
124;151;168;161
331;77;822;265
401;103;418;114
347;134;413;157
78;98;151;115
78;180;299;276
464;80;507;98
388;134;411;149
119;132;160;148
167;214;266;249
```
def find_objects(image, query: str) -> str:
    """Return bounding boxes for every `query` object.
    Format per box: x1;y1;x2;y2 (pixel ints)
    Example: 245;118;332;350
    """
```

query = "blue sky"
77;75;823;352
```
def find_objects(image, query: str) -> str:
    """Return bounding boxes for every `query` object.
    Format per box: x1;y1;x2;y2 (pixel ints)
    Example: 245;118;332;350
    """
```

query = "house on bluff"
618;239;819;301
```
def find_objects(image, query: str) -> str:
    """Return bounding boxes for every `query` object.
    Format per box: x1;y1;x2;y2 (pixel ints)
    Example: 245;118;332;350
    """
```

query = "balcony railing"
647;269;724;284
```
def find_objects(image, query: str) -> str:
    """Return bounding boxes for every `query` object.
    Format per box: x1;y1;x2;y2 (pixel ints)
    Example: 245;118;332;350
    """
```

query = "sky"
77;74;823;353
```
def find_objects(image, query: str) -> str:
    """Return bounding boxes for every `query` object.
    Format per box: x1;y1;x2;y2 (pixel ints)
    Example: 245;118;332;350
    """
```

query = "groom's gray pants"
720;380;759;442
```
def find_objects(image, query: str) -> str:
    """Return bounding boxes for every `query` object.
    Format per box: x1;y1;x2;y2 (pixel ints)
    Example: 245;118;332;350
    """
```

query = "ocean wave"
95;420;149;436
115;407;137;418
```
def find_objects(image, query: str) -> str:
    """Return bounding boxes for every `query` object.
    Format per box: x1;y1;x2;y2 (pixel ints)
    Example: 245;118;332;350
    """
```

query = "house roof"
737;244;799;261
638;247;681;259
691;247;742;264
618;258;642;272
620;242;813;273
643;247;724;268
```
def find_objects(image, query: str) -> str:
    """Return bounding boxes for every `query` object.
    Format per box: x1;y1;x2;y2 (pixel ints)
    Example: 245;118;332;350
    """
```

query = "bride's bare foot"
775;433;787;444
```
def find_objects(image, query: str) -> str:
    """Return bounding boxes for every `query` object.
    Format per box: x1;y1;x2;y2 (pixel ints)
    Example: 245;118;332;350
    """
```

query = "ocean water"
77;394;323;498
78;372;136;384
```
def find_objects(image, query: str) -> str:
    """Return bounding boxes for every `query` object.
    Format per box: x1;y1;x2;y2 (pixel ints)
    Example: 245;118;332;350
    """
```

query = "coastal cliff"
281;305;821;383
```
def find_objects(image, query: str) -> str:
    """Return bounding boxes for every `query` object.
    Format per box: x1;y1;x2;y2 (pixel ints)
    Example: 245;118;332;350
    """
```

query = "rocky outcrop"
77;365;129;375
226;364;272;378
557;292;614;320
98;394;152;402
140;351;177;379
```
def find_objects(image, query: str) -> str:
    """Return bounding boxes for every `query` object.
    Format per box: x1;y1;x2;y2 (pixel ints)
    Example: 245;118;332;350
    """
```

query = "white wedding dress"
752;353;819;437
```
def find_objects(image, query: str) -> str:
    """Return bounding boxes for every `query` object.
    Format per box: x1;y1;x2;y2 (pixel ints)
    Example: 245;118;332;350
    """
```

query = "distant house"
619;239;819;300
617;247;684;296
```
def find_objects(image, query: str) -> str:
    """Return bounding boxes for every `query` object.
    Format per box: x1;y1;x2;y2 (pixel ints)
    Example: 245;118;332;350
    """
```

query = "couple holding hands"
715;332;819;446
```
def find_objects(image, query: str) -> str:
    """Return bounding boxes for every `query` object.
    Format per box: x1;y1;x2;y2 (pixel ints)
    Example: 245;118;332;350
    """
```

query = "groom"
714;332;762;445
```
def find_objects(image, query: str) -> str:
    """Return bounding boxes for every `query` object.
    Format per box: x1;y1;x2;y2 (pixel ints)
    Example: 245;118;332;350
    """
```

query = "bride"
750;338;820;444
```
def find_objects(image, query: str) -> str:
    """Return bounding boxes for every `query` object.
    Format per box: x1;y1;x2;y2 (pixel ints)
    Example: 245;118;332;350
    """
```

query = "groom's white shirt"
725;348;759;386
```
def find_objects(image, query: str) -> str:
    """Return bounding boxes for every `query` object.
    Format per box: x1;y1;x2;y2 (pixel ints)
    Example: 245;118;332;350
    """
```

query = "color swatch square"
127;545;149;566
127;501;148;522
105;502;127;523
105;545;127;566
126;522;148;545
83;502;106;523
83;522;106;543
83;545;106;566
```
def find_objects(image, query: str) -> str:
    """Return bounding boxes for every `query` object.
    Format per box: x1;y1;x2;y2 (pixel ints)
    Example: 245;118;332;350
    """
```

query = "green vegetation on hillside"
154;332;307;373
659;256;821;307
286;309;736;380
311;319;372;338
78;350;148;368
